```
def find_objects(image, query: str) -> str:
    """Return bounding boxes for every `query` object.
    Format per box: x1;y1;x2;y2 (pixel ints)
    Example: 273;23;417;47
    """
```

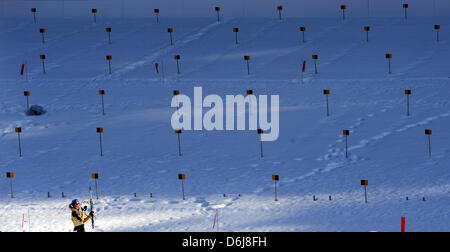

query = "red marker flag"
155;63;159;74
20;64;25;75
302;60;306;73
401;217;406;232
213;212;217;229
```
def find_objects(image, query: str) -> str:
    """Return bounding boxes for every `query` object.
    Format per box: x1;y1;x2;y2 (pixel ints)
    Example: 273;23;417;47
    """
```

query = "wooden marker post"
174;55;181;74
247;90;254;116
233;28;239;44
175;129;182;156
272;175;279;201
341;5;347;20
31;8;37;24
403;4;409;20
405;90;411;116
91;173;99;199
99;90;105;116
154;9;160;24
106;55;112;74
361;180;368;203
40;28;46;44
364;26;370;42
6;172;14;198
92;9;98;24
24;91;30;112
168;28;174;46
343;130;350;158
15;127;22;157
425;129;432;157
244;56;251;75
173;90;180;111
105;27;112;44
258;129;264;158
97;128;104;156
40;54;46;74
386;54;392;74
215;7;221;23
277;6;283;20
312;55;318;74
435;25;441;42
323;90;330;116
178;174;186;200
300;27;306;43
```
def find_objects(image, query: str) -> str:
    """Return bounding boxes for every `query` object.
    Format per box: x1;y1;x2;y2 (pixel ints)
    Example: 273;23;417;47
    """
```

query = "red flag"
302;61;306;73
20;64;25;75
155;63;159;74
401;217;406;232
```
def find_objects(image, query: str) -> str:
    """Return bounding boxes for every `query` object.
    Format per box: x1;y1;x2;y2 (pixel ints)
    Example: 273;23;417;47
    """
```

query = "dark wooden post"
272;175;279;201
425;129;432;157
40;28;46;44
364;26;370;42
106;55;112;74
312;55;318;74
435;25;441;42
99;90;105;116
91;173;99;199
15;128;22;157
92;9;98;24
300;27;306;43
403;4;409;20
215;7;221;23
386;54;392;74
106;27;112;44
233;28;239;44
40;54;46;74
323;90;330;116
244;56;251;75
178;174;186;200
174;55;181;74
31;8;37;24
7;172;14;198
341;5;347;20
175;129;182;156
361;180;368;203
97;128;104;156
343;130;350;158
154;9;160;23
24;91;30;112
258;129;264;158
405;90;411;116
168;28;174;46
277;6;283;20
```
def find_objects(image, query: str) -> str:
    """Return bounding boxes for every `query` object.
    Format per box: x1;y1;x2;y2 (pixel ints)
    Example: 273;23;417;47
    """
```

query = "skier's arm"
83;211;94;224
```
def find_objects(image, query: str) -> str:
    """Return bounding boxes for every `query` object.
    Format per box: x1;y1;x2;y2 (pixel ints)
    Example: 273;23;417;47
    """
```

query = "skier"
69;199;94;232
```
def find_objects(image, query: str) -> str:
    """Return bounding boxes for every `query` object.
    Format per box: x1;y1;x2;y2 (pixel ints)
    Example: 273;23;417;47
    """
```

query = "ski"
89;186;95;230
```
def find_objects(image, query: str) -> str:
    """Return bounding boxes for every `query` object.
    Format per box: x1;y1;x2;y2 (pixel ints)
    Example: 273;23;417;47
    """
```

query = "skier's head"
71;199;80;209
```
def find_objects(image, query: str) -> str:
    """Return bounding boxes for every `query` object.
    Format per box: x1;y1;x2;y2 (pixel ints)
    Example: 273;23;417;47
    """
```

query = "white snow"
1;11;450;232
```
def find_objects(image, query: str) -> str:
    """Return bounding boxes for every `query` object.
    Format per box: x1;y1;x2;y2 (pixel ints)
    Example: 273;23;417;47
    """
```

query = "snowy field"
1;12;450;232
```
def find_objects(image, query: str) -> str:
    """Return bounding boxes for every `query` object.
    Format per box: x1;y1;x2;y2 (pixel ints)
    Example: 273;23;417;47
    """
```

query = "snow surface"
1;13;450;232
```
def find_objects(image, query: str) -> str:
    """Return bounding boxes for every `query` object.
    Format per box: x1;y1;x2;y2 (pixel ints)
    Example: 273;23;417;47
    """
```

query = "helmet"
71;199;80;208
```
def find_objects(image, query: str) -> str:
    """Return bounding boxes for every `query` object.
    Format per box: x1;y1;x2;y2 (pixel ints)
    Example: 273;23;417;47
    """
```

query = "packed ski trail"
1;14;450;232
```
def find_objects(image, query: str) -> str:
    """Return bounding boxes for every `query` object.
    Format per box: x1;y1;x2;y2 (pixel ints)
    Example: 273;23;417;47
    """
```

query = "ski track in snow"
104;19;231;80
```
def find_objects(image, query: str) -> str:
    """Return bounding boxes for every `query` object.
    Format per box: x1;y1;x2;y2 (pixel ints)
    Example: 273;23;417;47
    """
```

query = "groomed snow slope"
1;15;450;232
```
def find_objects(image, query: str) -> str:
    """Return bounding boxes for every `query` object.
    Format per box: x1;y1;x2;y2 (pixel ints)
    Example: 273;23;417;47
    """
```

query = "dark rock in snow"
27;105;46;116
